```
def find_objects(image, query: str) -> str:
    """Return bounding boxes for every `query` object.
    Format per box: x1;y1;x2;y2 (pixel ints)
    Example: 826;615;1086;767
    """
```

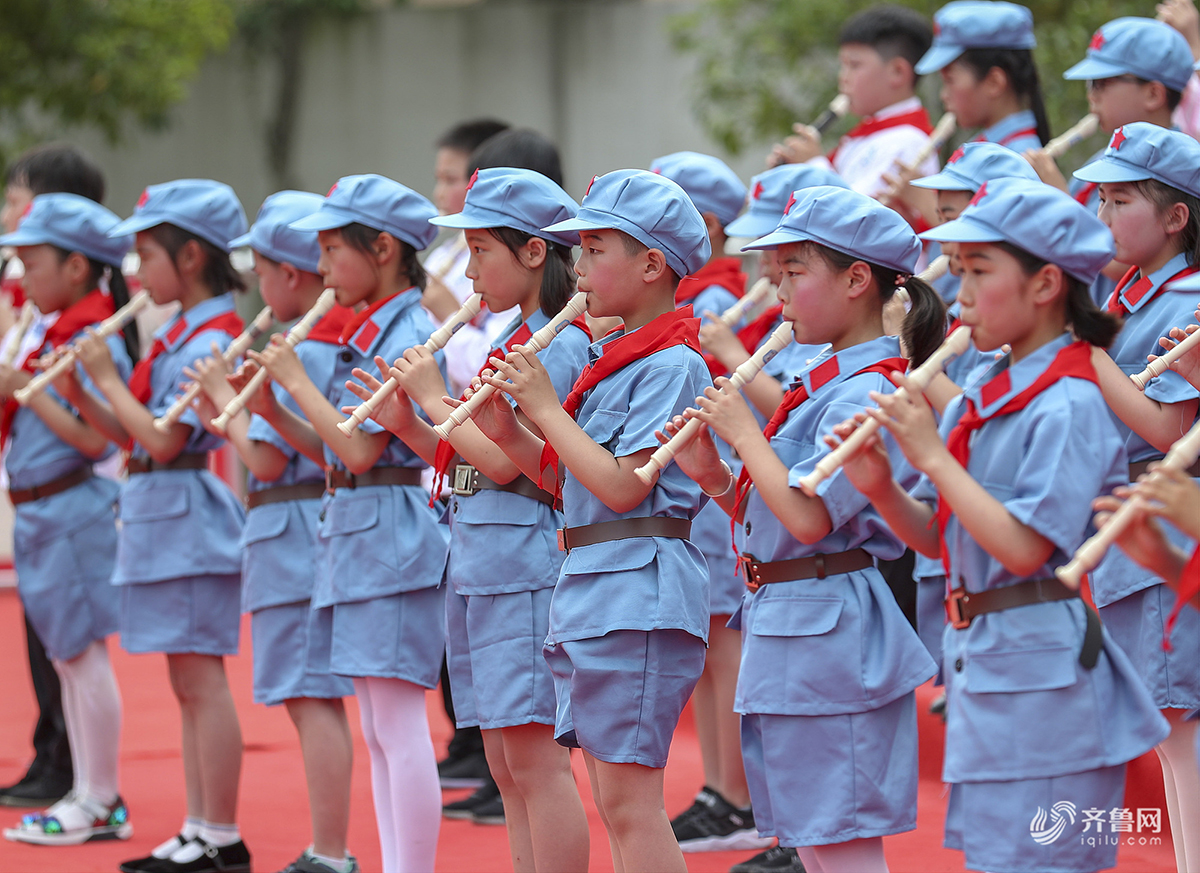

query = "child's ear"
844;260;875;299
643;247;670;283
372;231;400;266
64;250;91;286
886;56;914;89
176;238;205;278
279;261;301;292
1030;263;1065;306
1162;200;1189;236
522;236;548;270
980;65;1011;100
1140;79;1168;114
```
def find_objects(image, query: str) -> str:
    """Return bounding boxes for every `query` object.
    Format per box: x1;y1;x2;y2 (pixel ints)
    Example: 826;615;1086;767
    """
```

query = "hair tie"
894;273;911;287
99;265;112;295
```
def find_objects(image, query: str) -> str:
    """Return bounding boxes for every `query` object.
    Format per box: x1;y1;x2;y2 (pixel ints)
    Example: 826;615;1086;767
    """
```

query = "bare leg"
706;619;749;807
811;837;888;873
584;752;623;873
166;654;243;826
588;757;685;873
285;697;353;860
483;729;533;873
500;723;589;872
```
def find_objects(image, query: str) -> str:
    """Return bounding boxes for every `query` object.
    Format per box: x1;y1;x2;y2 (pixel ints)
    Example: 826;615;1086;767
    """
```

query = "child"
250;174;448;873
771;4;936;212
347;166;592;872
0;194;133;846
664;185;943;873
916;1;1049;154
70;179;251;873
460;169;713;872
1072;122;1200;872
0;143;108;810
189;191;359;873
836;177;1169;873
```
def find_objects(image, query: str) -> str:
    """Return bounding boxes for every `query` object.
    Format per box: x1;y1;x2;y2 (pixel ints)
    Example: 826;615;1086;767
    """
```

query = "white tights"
1156;709;1200;873
353;677;439;873
50;640;122;824
796;837;889;873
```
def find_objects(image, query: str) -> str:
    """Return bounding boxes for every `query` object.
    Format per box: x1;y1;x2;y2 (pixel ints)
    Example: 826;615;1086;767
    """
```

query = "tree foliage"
0;0;236;153
671;0;1154;162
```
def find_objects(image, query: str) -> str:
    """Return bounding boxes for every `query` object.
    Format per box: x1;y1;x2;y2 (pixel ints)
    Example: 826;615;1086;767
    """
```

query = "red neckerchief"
305;305;355;345
936;341;1097;576
738;303;784;355
1165;545;1200;650
828;106;934;165
1105;263;1199;319
538;306;701;502
129;309;244;405
1;289;115;447
338;290;403;348
731;355;908;550
675;258;747;307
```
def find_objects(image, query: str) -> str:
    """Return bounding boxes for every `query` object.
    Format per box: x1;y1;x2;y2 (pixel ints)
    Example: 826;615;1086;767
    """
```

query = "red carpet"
0;588;1177;872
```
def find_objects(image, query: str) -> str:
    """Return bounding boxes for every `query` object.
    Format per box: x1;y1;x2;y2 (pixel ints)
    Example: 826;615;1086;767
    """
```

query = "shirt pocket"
120;484;189;523
581;408;625;453
749;595;843;637
965;645;1078;693
562;538;656;575
115;484;192;583
322;493;380;538
454;489;539;526
240;504;290;548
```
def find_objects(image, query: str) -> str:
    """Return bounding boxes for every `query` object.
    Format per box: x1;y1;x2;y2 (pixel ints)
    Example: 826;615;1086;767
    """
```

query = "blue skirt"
945;765;1126;873
543;628;705;768
741;693;919;847
1099;584;1200;710
250;601;354;706
328;585;445;686
444;587;556;730
118;574;241;655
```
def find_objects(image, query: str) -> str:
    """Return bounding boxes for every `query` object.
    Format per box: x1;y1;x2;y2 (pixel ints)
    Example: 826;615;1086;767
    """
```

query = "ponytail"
487;226;576;317
97;262;140;361
994;241;1121;349
958;48;1051;146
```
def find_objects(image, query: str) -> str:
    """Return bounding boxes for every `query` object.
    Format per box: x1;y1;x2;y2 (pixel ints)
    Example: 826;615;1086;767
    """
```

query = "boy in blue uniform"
463;169;713;873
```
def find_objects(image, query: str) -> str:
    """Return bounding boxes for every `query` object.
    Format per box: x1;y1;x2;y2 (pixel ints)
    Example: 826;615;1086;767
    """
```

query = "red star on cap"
327;182;339;197
933;21;941;36
1110;127;1127;151
585;175;599;196
18;202;32;223
751;180;764;200
948;146;966;164
136;188;150;209
967;181;988;207
465;168;479;191
1089;29;1105;51
784;192;797;215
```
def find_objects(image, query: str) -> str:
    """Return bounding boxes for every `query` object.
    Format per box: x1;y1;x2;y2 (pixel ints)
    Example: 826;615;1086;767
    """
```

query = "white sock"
153;818;201;858
355;677;440;873
309;847;353;872
199;821;241;848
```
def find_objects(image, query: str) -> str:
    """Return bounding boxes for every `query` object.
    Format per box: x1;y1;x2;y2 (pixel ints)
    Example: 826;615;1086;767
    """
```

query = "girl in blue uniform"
1070;122;1200;872
0;194;134;846
71;179;251;873
348;167;592;872
915;1;1049;154
664;185;946;873
189;191;359;873
249;175;448;873
833;177;1169;873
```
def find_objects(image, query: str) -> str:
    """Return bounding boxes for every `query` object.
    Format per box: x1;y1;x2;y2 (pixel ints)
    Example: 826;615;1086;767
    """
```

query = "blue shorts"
945;765;1125;873
445;587;556;730
328;585;445;686
250;601;354;706
1100;585;1200;709
543;628;705;768
741;693;919;847
119;574;240;655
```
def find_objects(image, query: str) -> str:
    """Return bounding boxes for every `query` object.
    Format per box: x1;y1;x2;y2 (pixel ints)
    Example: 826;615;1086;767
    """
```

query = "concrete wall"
70;0;775;217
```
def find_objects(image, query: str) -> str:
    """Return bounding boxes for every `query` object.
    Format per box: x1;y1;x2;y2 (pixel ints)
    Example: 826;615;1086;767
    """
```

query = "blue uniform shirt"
550;330;713;644
115;293;246;585
447;308;591;596
975;109;1043;154
313;287;449;607
692;284;743;330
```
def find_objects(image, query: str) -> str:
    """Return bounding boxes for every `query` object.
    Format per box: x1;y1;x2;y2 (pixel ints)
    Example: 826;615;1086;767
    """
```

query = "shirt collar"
346;286;421;356
870;96;923;121
965;331;1074;416
497;308;550;348
1122;251;1192;315
795;335;902;396
978;109;1037;145
587;328;625;364
155;293;236;352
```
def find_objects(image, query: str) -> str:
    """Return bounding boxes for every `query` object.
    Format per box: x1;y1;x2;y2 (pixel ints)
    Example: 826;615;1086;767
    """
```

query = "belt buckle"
945;588;972;630
557;527;569;552
739;553;761;592
452;464;478;496
324;468;335;493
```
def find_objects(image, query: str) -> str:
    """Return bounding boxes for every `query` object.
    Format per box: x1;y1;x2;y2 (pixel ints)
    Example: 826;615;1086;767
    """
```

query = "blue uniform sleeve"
610;350;712;458
692;285;741;328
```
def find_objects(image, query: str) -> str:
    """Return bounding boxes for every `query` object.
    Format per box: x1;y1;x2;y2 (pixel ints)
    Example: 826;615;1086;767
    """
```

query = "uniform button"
744;521;752;535
340;350;353;362
954;658;963;672
452;501;459;513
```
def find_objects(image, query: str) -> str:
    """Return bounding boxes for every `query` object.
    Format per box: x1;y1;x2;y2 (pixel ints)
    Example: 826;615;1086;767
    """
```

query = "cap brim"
919;214;1007;244
109;214;164;238
0;228;50;248
915;45;964;76
228;232;252;249
1063;57;1129;81
1072;158;1151;184
725;213;782;239
910;169;975;191
741;228;808;251
289;204;361;232
543;216;609;234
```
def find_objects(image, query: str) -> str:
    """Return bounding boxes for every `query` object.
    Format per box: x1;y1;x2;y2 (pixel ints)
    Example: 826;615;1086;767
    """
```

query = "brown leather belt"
8;467;94;505
325;466;423;491
557;517;691;552
127;453;208;475
947;577;1102;668
739;549;873;592
453;464;554;507
1130;458;1200;479
246;482;326;509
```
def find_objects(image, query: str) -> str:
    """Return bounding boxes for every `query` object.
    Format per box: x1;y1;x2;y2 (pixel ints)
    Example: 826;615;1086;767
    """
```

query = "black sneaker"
672;786;774;853
442;778;499;820
134;838;252;873
0;770;72;808
470;788;505;826
437;747;490;789
730;845;806;873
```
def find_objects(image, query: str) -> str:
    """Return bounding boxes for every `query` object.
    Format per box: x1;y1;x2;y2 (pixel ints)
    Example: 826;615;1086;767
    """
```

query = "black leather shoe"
0;770;72;807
